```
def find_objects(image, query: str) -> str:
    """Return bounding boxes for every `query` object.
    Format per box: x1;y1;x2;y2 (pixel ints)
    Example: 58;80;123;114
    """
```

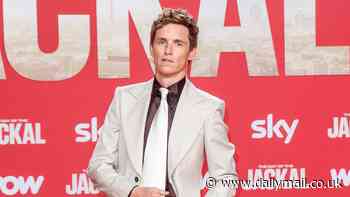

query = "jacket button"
134;176;139;183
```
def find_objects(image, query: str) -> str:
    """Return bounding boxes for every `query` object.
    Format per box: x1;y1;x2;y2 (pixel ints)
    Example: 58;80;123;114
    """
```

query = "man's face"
151;23;196;79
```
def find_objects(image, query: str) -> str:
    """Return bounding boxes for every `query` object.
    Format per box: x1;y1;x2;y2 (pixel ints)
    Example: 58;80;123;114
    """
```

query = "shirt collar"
152;77;186;98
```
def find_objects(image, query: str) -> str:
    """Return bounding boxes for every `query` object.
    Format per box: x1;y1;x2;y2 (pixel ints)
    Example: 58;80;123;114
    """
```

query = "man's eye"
158;40;166;44
175;42;184;47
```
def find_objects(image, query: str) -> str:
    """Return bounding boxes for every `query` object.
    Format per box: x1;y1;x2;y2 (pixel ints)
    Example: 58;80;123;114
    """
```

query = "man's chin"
156;65;175;73
157;71;176;78
158;63;174;68
156;68;182;78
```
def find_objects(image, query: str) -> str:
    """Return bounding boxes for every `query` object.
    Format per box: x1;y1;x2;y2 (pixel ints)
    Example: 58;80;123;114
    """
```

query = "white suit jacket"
88;78;237;197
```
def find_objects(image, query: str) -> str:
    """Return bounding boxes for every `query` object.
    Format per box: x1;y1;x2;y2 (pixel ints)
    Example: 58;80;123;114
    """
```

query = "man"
88;8;237;197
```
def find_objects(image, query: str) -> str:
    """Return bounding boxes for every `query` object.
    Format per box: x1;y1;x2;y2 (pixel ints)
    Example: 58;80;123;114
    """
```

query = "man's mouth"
161;58;174;63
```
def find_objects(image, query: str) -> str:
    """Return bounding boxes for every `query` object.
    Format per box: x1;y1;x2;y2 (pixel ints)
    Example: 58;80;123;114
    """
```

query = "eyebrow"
156;37;187;44
173;39;186;44
156;37;167;41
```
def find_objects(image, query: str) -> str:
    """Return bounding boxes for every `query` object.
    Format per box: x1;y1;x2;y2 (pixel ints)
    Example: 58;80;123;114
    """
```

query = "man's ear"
188;47;197;61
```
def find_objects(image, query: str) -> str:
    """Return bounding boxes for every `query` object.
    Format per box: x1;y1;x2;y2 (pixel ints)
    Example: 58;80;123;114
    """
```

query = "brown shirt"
143;77;186;197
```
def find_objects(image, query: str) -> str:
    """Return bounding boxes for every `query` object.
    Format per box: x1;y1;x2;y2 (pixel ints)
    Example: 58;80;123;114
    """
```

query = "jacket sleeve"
87;88;137;197
204;101;238;197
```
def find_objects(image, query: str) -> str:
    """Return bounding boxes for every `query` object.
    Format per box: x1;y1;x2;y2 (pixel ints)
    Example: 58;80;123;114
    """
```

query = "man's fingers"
159;190;169;196
143;187;170;197
148;188;169;197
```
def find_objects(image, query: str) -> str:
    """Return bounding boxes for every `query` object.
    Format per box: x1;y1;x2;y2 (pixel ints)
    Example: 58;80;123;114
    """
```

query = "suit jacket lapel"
168;79;203;176
123;79;153;176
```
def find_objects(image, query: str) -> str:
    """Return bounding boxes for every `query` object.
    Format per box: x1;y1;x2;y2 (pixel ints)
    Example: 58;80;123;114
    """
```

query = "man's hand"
130;186;169;197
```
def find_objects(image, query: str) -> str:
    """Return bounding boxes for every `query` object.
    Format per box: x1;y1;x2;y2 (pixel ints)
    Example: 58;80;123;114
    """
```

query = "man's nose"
164;43;173;55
